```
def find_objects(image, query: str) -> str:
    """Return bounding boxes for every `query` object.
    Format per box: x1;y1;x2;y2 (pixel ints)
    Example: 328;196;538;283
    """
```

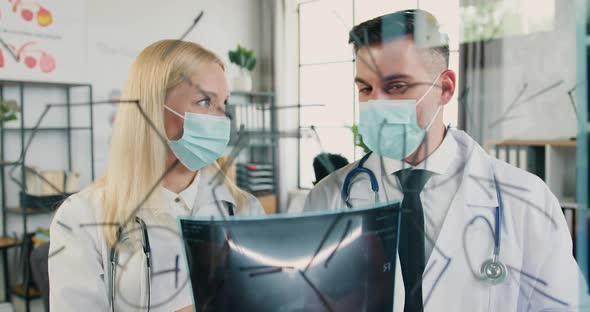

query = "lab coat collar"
194;164;237;208
449;129;499;208
162;171;201;211
378;129;458;176
161;164;237;214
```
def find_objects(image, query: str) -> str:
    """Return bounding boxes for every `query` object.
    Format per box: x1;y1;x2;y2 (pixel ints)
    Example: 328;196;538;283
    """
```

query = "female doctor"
48;40;264;311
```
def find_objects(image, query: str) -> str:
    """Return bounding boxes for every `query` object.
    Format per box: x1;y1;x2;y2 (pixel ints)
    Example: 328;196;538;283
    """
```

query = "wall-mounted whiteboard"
0;0;86;83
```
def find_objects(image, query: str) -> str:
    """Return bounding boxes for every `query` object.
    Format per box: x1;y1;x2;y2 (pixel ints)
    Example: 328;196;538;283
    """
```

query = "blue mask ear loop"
418;72;444;133
415;72;443;106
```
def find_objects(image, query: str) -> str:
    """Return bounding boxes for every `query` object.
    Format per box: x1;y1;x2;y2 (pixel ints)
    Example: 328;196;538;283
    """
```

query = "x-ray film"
179;201;401;312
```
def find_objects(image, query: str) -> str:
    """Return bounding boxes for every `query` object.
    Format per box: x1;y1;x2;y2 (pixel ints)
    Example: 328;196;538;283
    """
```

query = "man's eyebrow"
354;74;412;85
354;77;370;85
381;74;411;83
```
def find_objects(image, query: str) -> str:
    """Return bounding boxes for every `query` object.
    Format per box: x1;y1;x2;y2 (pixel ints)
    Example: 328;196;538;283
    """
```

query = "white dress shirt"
379;130;464;261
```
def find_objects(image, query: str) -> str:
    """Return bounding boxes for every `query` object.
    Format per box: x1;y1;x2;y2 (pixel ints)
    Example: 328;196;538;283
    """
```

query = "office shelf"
1;127;91;132
10;285;40;300
0;161;21;167
561;201;579;210
229;91;281;212
0;81;95;311
0;79;90;88
6;207;51;216
0;237;20;250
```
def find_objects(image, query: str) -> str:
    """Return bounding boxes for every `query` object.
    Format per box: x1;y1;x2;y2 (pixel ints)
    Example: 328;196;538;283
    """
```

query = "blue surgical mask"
164;106;231;171
358;74;442;160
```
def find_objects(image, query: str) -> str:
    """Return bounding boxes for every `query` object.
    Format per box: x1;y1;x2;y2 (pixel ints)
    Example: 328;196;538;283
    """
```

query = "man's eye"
385;83;407;94
358;87;371;94
196;98;210;107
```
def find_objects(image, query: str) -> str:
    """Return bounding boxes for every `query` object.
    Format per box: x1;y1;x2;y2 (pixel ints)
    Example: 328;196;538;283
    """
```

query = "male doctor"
304;9;586;311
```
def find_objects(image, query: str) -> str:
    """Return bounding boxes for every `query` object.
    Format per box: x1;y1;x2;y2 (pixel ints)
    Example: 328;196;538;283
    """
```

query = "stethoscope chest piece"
480;256;507;285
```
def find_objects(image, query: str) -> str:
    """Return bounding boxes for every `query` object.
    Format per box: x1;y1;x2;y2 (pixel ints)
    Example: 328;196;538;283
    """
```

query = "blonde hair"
95;40;248;246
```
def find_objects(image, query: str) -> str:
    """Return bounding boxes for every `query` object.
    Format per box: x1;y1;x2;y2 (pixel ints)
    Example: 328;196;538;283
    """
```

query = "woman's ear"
440;70;456;105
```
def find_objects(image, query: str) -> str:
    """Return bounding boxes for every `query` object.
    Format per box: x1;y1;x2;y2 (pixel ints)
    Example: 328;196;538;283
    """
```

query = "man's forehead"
355;37;427;81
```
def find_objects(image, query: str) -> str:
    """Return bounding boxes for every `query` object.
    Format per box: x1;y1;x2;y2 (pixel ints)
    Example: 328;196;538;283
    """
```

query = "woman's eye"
196;98;210;107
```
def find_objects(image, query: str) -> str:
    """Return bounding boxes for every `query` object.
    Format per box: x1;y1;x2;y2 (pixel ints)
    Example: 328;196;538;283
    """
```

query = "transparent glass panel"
299;127;355;188
300;62;355;127
299;0;354;64
354;0;417;24
459;0;555;43
421;0;460;51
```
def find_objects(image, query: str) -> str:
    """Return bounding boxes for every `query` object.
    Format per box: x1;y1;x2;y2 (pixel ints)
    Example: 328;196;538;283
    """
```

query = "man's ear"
440;69;456;105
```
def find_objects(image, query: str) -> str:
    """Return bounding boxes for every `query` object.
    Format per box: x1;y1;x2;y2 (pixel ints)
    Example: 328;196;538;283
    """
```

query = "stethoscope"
109;205;235;311
341;152;379;208
341;152;507;285
478;173;507;285
110;217;152;312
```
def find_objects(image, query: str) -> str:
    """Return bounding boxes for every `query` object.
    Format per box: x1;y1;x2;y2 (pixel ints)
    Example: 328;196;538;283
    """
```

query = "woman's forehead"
188;63;229;98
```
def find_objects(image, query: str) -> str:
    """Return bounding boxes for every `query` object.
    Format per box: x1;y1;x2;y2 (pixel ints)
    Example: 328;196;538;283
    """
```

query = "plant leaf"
247;58;256;71
239;50;245;68
5;100;18;111
229;50;238;65
0;113;16;123
350;124;370;153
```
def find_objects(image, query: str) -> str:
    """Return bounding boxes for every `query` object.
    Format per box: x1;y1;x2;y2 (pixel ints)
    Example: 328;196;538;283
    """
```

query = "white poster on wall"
0;0;86;83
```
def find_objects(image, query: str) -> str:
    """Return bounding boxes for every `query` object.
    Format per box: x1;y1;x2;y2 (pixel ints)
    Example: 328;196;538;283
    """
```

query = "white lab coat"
48;165;264;312
304;129;587;311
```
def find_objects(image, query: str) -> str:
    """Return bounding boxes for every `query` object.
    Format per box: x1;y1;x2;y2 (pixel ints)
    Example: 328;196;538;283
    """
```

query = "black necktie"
395;168;433;312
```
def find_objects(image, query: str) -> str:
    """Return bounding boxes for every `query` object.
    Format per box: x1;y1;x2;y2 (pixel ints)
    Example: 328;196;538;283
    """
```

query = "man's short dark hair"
349;9;449;69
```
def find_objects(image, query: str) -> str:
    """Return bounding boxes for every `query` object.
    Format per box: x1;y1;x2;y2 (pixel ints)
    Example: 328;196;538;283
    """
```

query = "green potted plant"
228;45;256;91
0;99;18;124
0;99;18;163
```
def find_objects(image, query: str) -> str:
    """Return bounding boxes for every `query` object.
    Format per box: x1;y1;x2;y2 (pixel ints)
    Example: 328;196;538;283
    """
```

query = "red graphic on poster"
8;0;52;27
0;41;56;72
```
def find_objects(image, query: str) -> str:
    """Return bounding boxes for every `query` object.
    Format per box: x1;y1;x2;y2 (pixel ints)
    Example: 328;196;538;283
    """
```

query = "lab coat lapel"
421;131;499;310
